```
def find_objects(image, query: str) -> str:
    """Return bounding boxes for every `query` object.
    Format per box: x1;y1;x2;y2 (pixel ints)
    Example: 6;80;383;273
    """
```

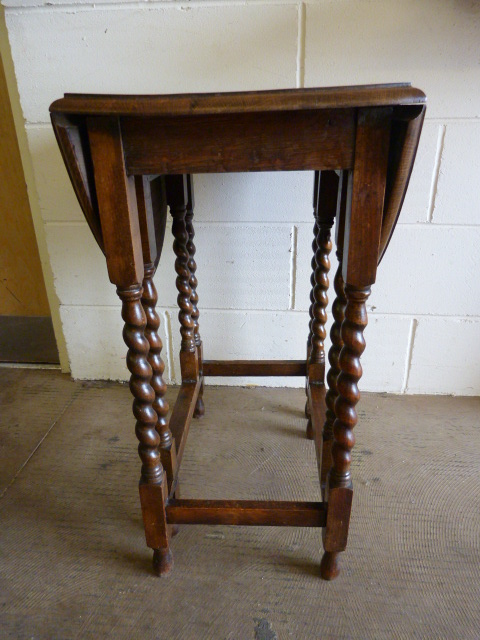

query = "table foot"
153;548;174;577
320;551;340;580
193;395;205;418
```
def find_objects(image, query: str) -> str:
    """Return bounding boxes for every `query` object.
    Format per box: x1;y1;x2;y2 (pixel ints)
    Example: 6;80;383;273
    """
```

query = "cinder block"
295;224;480;316
60;305;172;383
407;317;480;395
157;223;292;310
193;172;314;223
169;308;410;392
168;308;307;387
374;226;480;316
432;122;480;225
26;126;84;222
304;0;480;119
46;221;292;310
401;122;440;224
6;4;298;124
190;224;292;310
45;223;117;306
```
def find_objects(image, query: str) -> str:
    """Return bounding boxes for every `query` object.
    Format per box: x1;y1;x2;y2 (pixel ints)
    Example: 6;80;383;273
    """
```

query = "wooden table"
50;84;426;580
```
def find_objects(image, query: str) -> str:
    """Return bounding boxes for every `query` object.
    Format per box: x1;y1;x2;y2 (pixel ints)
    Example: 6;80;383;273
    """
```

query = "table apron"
121;109;356;174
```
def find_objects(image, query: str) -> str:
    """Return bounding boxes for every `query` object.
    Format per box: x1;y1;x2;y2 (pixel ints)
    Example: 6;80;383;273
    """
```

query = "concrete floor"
1;368;479;639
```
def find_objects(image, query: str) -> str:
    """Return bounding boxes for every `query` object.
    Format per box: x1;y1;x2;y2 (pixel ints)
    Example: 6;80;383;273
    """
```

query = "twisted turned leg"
170;194;199;380
185;180;204;418
141;264;176;487
321;252;347;486
320;284;370;580
306;222;332;439
118;284;172;576
305;216;319;420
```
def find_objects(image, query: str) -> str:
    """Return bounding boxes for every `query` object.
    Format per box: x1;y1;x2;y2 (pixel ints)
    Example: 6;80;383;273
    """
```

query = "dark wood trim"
166;499;326;527
122;110;355;174
50;113;102;252
307;383;327;491
50;84;427;579
379;105;426;261
87;116;143;287
50;83;425;117
203;360;307;377
169;380;201;466
342;108;392;287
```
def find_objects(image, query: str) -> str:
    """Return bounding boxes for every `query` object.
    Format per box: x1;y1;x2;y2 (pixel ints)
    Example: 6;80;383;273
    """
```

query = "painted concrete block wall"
2;0;480;395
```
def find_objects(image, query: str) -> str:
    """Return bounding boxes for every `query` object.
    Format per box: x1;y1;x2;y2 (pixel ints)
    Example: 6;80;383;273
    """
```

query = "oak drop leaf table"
50;84;426;579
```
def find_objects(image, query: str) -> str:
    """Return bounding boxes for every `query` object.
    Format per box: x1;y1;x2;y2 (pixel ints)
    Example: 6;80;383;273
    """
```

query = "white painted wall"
2;0;479;395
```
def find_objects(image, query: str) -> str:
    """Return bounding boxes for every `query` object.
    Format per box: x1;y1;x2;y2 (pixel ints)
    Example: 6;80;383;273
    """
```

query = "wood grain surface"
50;83;425;116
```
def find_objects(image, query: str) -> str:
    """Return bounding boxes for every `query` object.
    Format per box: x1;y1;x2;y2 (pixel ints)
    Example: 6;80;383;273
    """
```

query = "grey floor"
1;368;479;639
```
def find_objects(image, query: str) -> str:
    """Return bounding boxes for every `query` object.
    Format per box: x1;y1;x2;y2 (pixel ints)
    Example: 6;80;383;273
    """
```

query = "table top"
50;84;426;266
50;83;426;117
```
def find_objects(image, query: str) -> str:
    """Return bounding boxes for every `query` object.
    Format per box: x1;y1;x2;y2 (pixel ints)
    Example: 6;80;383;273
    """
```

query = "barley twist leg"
320;284;370;580
141;264;176;486
305;217;319;419
118;284;172;576
185;181;205;417
306;222;332;439
321;252;346;486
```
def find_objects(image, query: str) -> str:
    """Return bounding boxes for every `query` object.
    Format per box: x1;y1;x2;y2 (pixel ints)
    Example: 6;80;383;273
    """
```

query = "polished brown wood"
50;84;425;116
141;264;176;484
87;116;143;287
168;380;201;497
320;108;392;578
165;175;199;382
87;116;171;574
203;360;307;377
51;114;103;251
322;261;347;486
166;499;326;527
136;175;177;485
342;108;392;286
51;85;425;254
307;172;320;357
322;171;349;487
310;172;336;367
305;171;320;421
307;383;327;485
185;176;205;418
119;284;172;575
121;110;355;174
51;84;426;580
306;171;337;438
379;110;426;261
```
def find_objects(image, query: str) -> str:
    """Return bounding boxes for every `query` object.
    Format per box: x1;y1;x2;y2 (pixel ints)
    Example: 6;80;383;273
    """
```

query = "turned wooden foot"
193;394;205;418
320;551;340;580
153;547;174;577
